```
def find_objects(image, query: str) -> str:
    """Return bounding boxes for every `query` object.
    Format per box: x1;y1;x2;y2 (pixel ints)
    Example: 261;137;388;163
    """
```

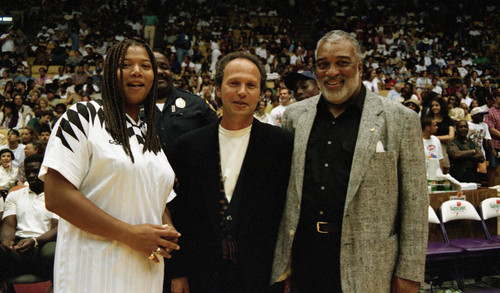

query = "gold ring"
148;252;155;260
155;247;162;254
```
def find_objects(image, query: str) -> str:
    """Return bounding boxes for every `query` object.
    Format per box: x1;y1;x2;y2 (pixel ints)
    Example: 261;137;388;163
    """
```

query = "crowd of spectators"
0;0;498;182
0;0;499;290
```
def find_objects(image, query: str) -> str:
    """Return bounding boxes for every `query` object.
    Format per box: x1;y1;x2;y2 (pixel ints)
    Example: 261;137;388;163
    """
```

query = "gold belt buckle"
316;221;329;234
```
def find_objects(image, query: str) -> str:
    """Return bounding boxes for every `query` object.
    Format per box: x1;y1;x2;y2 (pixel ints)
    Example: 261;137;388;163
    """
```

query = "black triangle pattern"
54;107;88;153
126;116;146;147
67;109;86;138
55;126;73;152
54;101;146;153
76;103;89;123
87;102;97;125
84;101;104;128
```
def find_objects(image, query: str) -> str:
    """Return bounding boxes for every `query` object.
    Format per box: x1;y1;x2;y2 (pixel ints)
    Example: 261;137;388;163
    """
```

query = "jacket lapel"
230;120;263;229
292;96;320;208
344;91;384;211
198;121;225;235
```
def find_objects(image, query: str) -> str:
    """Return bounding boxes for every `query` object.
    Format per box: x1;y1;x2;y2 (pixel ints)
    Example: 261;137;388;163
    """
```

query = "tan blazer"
272;90;429;292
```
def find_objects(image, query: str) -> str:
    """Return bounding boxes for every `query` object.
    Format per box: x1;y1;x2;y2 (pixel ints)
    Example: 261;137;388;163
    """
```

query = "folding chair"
426;206;464;289
479;197;500;242
427;206;464;259
440;200;500;282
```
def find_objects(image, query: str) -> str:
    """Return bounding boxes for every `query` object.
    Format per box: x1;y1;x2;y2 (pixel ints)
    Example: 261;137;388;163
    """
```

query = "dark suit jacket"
168;119;293;292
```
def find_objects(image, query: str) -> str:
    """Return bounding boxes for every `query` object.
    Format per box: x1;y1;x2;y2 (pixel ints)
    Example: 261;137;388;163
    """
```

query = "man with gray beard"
272;30;428;293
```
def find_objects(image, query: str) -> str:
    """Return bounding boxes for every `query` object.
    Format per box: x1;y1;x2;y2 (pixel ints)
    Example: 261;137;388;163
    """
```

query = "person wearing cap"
468;107;494;181
35;26;50;44
82;44;102;66
283;71;320;102
403;97;421;114
148;51;217;161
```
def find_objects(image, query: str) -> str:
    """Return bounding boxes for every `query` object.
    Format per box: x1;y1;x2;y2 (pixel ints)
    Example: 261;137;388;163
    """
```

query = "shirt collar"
317;84;366;114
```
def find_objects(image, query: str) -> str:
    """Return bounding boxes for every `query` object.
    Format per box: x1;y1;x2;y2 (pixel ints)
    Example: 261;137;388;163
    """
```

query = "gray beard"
318;72;360;104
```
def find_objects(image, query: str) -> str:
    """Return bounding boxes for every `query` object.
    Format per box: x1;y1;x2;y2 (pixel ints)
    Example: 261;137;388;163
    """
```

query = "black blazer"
168;119;293;292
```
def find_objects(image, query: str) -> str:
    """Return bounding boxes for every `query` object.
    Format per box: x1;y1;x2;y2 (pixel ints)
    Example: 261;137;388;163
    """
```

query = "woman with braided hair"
40;38;179;292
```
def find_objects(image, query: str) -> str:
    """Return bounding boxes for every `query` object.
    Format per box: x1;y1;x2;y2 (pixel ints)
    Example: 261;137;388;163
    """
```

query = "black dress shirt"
300;85;366;228
292;86;366;293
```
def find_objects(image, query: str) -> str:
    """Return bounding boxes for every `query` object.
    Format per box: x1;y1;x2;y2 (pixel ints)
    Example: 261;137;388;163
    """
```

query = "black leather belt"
316;221;340;234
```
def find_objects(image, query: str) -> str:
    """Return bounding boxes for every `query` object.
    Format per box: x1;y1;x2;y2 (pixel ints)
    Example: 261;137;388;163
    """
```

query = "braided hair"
101;38;161;163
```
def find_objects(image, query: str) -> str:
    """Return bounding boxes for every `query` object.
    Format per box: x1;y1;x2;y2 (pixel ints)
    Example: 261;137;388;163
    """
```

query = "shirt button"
332;121;336;125
324;163;329;167
327;141;332;145
320;186;325;191
289;229;295;236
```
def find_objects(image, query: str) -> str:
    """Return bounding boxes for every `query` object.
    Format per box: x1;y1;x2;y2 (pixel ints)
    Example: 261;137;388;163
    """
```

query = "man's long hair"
101;37;161;163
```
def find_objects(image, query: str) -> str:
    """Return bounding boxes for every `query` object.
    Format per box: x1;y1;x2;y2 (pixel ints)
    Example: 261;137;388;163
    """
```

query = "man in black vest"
168;52;293;293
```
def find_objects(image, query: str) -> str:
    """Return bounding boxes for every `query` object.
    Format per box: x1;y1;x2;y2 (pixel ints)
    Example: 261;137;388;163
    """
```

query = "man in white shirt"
415;60;427;74
0;154;58;282
460;84;473;107
456;61;468;78
431;78;443;95
290;48;304;65
0;29;15;53
422;117;444;176
468;107;494;157
435;52;447;68
0;129;25;168
416;70;432;91
255;42;268;60
462;54;473;66
170;52;293;292
387;83;403;101
270;88;292;126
